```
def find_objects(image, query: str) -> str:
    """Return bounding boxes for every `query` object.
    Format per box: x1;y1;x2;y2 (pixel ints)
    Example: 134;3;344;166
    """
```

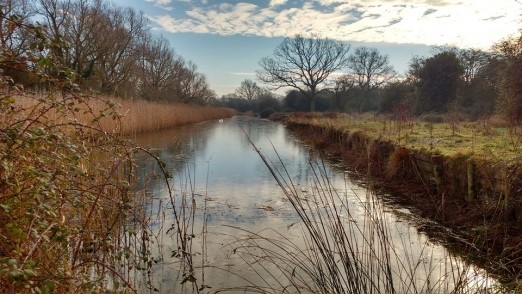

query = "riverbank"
276;112;522;286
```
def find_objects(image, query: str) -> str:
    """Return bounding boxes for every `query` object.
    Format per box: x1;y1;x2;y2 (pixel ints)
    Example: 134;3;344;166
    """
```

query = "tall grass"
2;90;232;292
222;137;512;293
14;93;235;136
1;90;149;292
112;99;235;136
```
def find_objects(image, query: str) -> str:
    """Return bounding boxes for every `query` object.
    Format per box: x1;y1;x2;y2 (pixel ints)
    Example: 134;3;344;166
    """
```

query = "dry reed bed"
113;99;235;135
14;93;235;136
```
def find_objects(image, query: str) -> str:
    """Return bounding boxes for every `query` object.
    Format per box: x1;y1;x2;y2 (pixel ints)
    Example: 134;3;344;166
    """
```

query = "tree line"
0;0;215;104
223;33;522;123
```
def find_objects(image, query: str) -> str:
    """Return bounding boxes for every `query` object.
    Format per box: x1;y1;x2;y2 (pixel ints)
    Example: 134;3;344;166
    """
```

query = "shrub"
259;107;275;118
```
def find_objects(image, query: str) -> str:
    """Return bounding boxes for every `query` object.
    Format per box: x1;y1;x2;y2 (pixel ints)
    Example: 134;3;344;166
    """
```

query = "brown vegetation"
14;93;235;136
114;99;235;135
1;90;233;292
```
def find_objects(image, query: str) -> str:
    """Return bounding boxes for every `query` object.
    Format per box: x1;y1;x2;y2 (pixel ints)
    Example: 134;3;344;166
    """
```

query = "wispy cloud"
230;72;257;76
144;0;175;11
147;0;522;48
145;0;173;5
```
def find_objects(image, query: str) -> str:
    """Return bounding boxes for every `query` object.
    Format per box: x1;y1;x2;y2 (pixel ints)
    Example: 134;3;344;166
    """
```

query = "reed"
222;137;513;293
111;99;235;136
1;90;162;292
13;93;235;136
2;90;231;292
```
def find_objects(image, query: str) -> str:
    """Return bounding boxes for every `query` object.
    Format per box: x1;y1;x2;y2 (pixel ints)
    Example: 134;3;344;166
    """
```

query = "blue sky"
112;0;522;96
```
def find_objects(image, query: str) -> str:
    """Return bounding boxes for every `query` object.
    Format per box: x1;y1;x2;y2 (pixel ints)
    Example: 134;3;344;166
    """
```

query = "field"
284;112;522;164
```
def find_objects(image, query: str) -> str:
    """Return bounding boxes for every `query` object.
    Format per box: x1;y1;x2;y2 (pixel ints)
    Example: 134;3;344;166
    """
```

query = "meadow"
283;112;522;164
276;112;522;290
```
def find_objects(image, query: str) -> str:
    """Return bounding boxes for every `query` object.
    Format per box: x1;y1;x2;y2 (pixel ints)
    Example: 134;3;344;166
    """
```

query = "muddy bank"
282;119;522;283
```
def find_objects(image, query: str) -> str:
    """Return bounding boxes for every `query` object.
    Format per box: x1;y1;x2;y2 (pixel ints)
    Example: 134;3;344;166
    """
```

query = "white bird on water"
218;119;224;123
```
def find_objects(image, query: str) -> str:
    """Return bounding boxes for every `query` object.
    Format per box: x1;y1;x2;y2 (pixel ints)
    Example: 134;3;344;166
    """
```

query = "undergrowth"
0;85;155;292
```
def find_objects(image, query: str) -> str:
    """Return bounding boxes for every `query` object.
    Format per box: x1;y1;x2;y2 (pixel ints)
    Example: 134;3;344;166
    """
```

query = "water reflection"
132;116;505;293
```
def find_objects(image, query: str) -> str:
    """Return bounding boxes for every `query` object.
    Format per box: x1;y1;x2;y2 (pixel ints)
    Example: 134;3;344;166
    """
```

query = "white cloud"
269;0;287;7
147;0;522;49
145;0;176;11
145;0;173;5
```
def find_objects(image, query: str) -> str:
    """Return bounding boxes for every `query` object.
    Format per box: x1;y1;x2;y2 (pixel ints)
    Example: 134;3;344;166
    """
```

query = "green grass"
286;113;522;164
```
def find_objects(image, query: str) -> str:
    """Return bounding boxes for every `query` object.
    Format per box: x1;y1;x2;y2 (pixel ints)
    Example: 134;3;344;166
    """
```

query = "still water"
132;116;500;293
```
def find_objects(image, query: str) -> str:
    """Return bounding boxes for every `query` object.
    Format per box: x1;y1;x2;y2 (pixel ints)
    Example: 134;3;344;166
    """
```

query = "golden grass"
14;93;235;136
287;113;522;164
112;99;235;135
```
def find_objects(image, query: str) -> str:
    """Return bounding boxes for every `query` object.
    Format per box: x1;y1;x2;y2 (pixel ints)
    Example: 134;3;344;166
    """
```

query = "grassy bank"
277;112;522;286
282;112;522;163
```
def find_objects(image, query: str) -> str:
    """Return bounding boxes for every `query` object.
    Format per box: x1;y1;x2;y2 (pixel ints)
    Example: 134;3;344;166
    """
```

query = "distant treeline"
1;0;215;104
220;34;522;123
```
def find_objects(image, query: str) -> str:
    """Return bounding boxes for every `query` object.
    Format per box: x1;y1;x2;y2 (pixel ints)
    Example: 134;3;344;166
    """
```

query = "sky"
112;0;522;96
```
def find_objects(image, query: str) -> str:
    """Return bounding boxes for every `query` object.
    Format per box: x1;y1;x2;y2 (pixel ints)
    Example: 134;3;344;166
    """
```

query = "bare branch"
257;34;350;111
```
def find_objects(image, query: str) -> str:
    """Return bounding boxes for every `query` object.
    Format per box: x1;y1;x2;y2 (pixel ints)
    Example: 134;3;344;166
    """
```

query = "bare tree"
25;0;216;104
0;0;34;57
257;34;350;111
173;59;215;104
433;45;490;84
332;74;356;111
36;0;148;95
347;46;396;90
495;31;522;124
93;5;148;95
0;0;37;84
458;49;490;84
61;0;104;80
137;35;177;100
235;79;261;101
35;0;72;61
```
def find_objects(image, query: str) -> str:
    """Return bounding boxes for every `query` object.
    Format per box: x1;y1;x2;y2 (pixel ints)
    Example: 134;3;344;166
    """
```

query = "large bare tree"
172;59;215;104
257;34;350;111
347;46;396;90
0;0;36;83
0;0;34;57
235;79;261;101
93;5;148;95
14;0;215;104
